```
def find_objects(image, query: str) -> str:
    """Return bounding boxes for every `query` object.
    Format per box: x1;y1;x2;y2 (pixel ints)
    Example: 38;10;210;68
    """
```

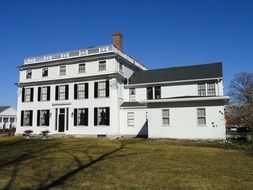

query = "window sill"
162;125;170;127
197;124;207;127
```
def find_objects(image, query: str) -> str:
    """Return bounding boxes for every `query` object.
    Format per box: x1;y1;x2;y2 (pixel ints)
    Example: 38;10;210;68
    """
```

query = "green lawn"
0;136;252;190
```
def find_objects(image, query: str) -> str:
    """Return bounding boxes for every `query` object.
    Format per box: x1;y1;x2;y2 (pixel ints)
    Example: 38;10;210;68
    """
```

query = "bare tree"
227;72;253;142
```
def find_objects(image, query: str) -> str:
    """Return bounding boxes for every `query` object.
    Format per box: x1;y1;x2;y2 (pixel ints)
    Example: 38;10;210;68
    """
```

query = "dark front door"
58;109;65;132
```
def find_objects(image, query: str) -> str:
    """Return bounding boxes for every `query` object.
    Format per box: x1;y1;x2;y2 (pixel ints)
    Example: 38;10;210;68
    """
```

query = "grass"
0;136;252;190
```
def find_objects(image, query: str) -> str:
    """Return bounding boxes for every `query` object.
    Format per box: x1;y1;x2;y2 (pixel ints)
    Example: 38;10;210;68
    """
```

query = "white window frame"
77;108;88;126
40;110;49;126
24;111;31;126
41;87;48;101
98;81;106;97
207;83;216;96
162;109;170;126
197;108;206;126
60;66;66;76
79;63;86;73
59;85;66;100
26;70;32;79
97;107;109;126
127;112;135;126
98;60;106;71
77;83;85;99
129;88;136;101
42;68;48;77
119;63;123;73
25;88;31;102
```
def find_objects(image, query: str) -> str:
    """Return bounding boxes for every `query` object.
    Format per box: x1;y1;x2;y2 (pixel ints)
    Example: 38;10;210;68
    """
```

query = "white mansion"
16;33;229;139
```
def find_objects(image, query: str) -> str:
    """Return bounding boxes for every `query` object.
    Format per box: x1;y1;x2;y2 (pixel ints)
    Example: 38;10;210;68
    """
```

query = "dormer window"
198;83;216;96
79;63;86;73
26;70;32;79
99;61;106;71
42;68;48;77
147;86;161;100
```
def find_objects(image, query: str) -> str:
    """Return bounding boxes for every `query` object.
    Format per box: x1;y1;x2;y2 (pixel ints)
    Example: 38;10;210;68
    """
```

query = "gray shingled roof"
0;106;11;113
129;62;222;84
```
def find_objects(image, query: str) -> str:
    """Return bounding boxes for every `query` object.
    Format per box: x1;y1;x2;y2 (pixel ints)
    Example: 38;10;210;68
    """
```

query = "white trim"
125;77;222;88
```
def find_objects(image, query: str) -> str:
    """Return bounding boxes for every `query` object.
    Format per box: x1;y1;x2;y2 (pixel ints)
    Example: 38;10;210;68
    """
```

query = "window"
119;63;123;72
147;87;153;100
79;63;86;73
10;118;15;123
99;60;106;71
26;70;32;79
74;83;88;99
59;86;66;100
0;117;2;123
42;68;48;77
56;85;68;100
198;84;206;96
37;110;50;126
127;112;134;126
22;88;34;102
60;66;66;75
94;81;109;98
3;118;8;123
197;108;206;125
98;81;106;97
154;86;161;99
207;83;216;96
129;88;136;101
21;110;33;126
94;107;110;126
74;108;88;126
41;87;48;101
162;109;170;125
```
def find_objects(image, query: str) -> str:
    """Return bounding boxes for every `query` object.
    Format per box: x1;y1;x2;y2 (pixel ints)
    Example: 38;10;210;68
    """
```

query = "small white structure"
0;106;17;129
16;33;229;140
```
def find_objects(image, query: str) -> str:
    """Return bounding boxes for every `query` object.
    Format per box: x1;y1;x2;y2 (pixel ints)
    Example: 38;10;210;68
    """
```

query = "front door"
58;109;65;132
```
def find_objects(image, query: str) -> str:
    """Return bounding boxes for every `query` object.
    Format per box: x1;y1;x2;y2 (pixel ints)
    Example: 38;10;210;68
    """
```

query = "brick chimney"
112;32;123;49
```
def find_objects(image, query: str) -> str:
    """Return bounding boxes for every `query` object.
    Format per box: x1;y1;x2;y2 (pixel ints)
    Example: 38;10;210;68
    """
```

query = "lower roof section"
120;96;229;108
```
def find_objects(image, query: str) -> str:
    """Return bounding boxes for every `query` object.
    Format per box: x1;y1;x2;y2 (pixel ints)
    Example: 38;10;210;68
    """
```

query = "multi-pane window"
127;112;134;126
26;70;32;79
74;108;88;126
197;108;206;125
155;86;161;99
99;60;106;71
79;63;86;73
94;107;110;126
60;66;66;75
207;83;216;96
10;118;15;123
21;110;33;126
78;84;85;99
42;68;48;77
198;84;206;96
98;81;106;97
162;109;170;125
0;117;2;123
37;110;50;126
25;88;32;102
41;87;48;101
59;85;66;100
129;88;136;101
147;87;153;100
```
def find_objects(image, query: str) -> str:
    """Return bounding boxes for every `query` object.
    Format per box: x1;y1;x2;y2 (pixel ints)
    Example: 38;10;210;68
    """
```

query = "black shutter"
46;110;50;126
106;107;110;126
85;108;88;126
85;83;88;99
94;108;98;126
94;82;98;98
74;109;77;126
21;111;24;126
74;84;78;99
37;110;40;126
65;85;69;100
38;87;41;101
106;80;109;97
55;86;59;100
47;86;50;101
29;111;33;126
30;88;34;102
22;88;25;102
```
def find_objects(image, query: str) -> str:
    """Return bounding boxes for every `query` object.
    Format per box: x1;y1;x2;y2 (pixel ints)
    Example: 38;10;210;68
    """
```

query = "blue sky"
0;0;252;107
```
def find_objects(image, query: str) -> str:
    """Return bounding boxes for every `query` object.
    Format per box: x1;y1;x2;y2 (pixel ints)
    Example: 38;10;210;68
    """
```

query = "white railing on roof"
24;44;148;70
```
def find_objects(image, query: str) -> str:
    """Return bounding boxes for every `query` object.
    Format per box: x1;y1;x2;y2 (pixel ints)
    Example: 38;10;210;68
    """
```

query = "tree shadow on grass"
36;141;143;190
